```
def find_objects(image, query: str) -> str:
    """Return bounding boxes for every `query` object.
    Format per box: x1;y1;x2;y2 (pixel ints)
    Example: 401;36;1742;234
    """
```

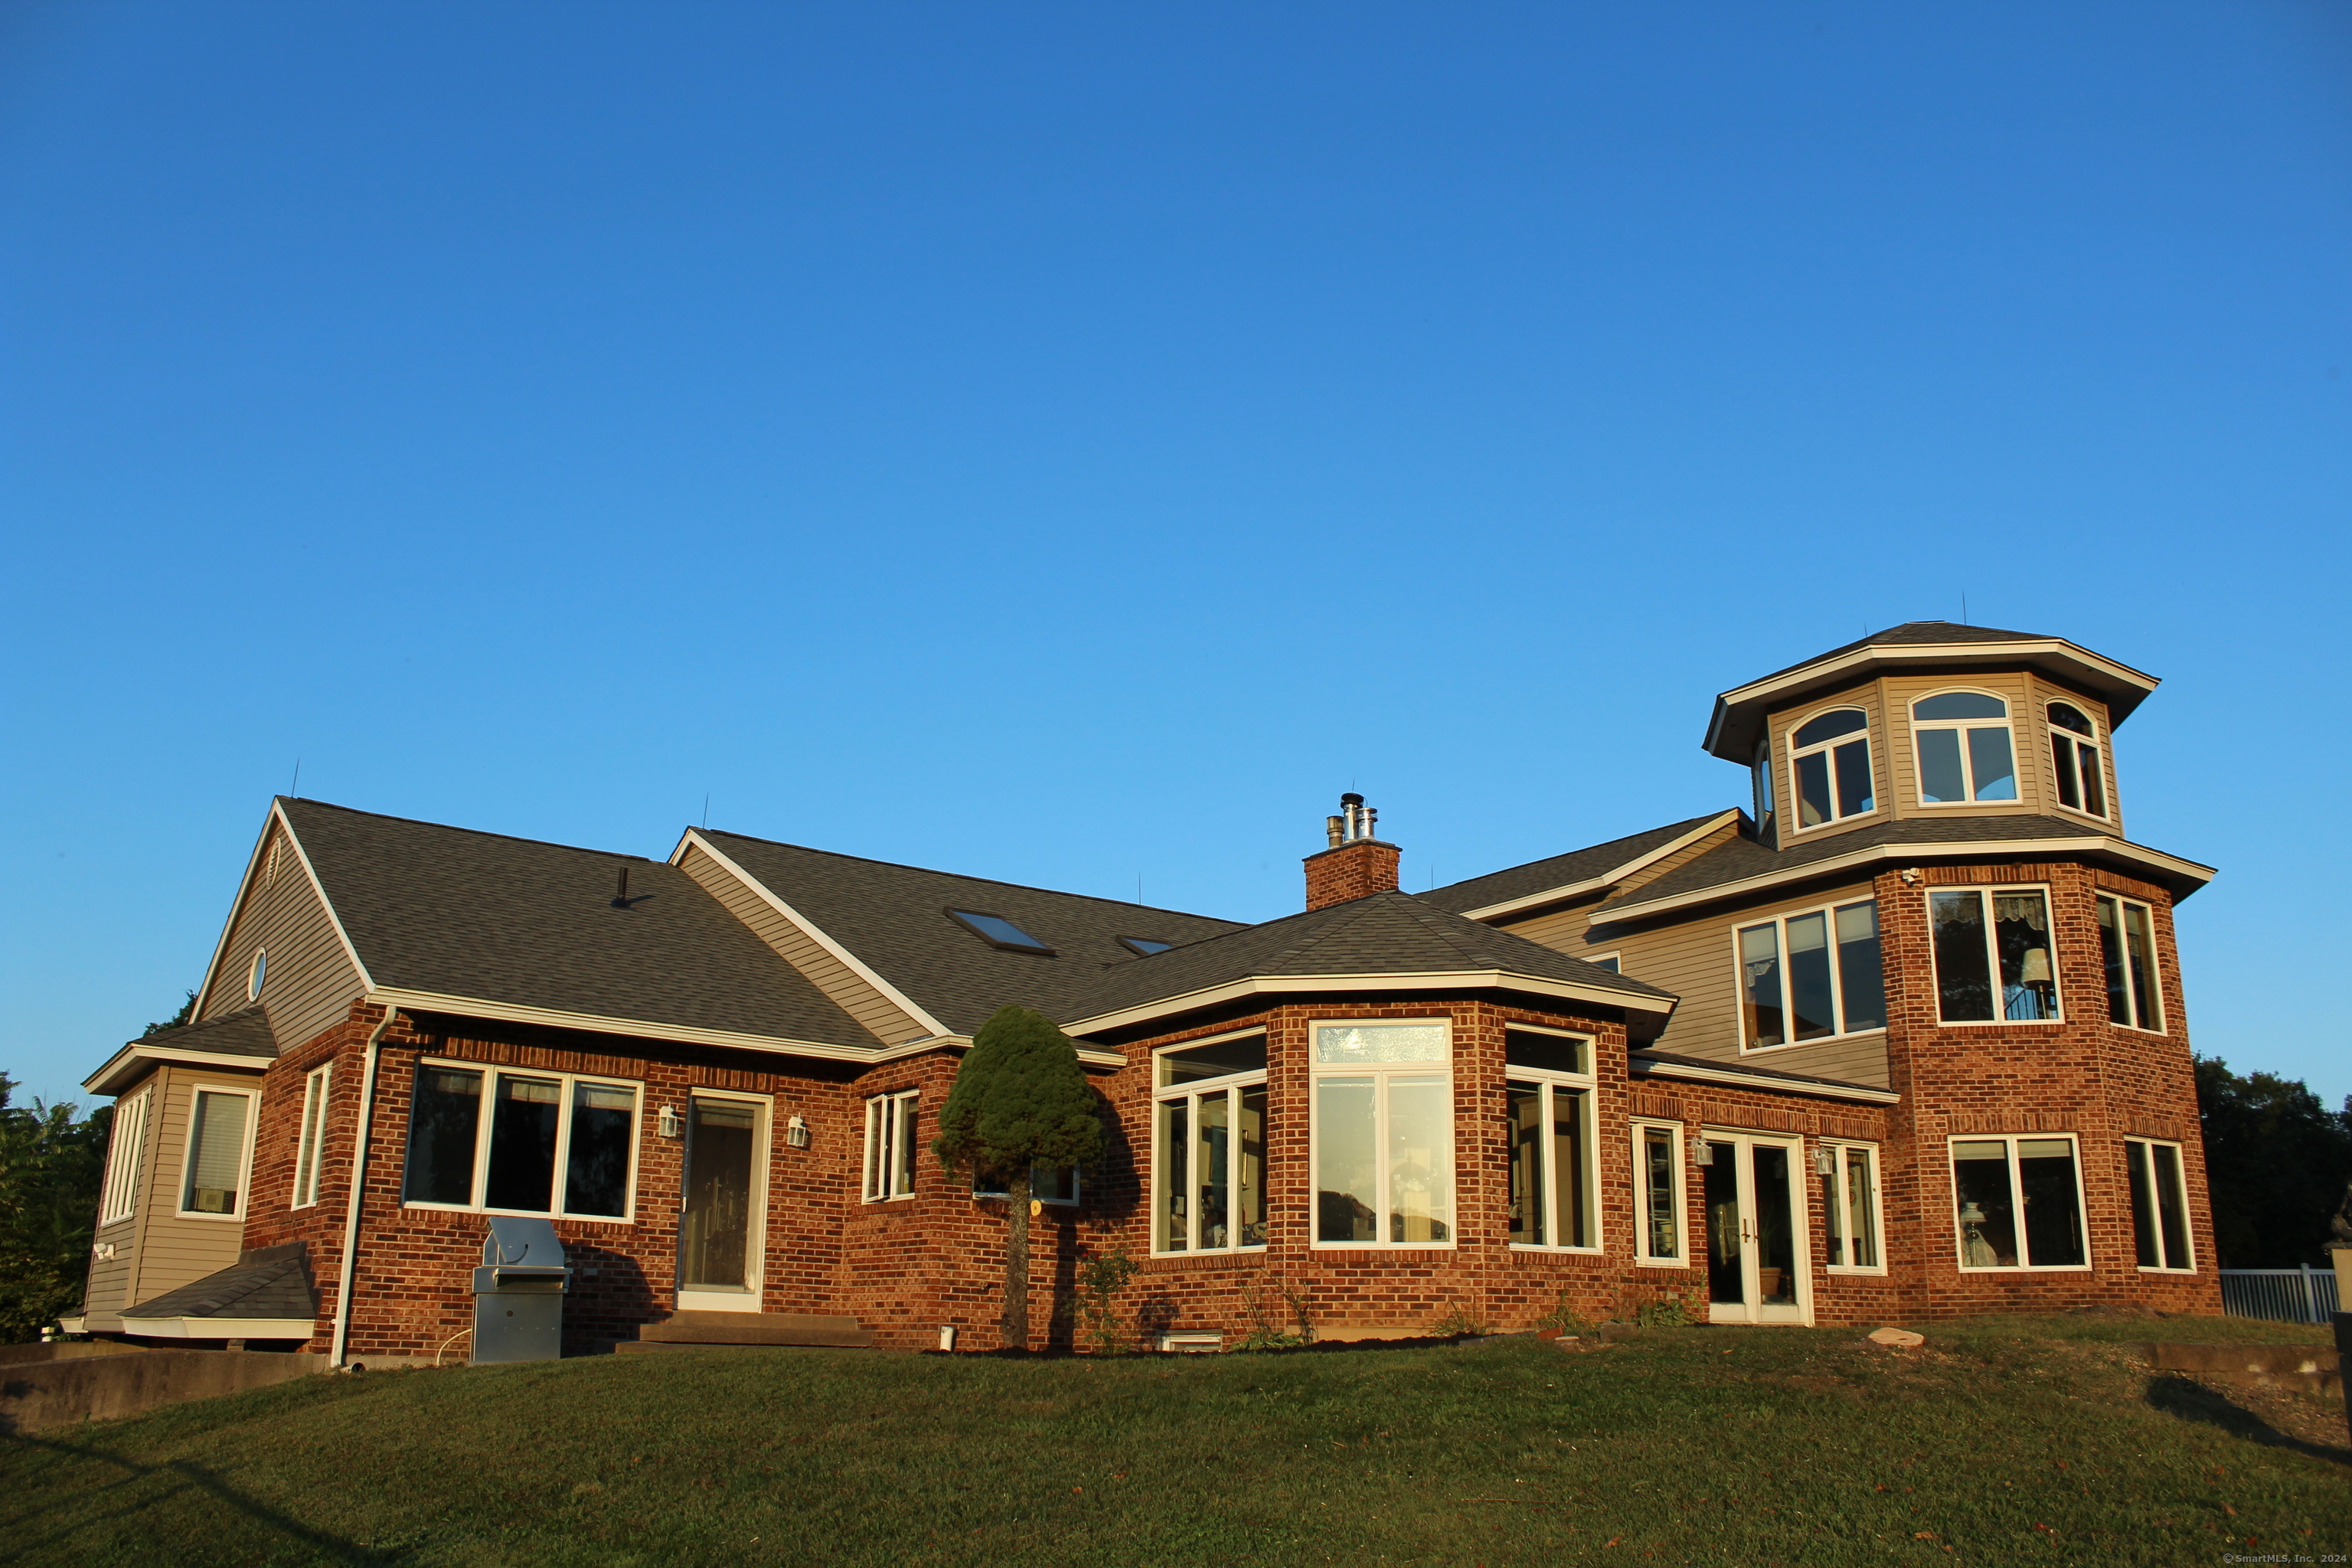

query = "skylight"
946;909;1055;956
1119;936;1174;956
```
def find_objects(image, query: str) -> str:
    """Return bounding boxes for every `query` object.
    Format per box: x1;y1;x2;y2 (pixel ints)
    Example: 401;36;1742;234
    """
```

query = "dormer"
1705;622;2156;846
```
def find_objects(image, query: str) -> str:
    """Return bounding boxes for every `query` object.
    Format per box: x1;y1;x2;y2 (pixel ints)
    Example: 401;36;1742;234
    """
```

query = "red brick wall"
1303;840;1402;910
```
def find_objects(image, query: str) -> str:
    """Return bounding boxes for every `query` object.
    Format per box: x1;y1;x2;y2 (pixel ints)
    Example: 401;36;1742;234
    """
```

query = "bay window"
1821;1142;1883;1272
1950;1135;2086;1270
2096;893;2163;1033
1152;1031;1267;1253
1913;691;2017;804
2048;701;2109;818
1788;708;1875;828
403;1061;639;1219
178;1087;257;1219
863;1090;919;1201
1736;898;1886;1049
1312;1021;1453;1246
1631;1119;1685;1266
1929;887;2059;1022
1504;1029;1597;1251
2125;1138;2194;1271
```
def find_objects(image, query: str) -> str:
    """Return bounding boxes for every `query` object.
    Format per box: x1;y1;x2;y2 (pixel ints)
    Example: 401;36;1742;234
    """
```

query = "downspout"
328;1006;399;1368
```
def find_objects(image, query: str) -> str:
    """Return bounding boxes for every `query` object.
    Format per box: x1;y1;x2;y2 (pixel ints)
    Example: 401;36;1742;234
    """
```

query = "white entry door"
676;1093;769;1313
1699;1132;1811;1325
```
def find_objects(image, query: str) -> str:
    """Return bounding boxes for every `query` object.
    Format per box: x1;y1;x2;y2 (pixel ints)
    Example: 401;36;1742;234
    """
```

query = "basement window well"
946;909;1055;955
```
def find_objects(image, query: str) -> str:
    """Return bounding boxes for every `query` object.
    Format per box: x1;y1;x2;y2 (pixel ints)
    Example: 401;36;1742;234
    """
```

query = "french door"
1700;1132;1811;1325
676;1093;768;1313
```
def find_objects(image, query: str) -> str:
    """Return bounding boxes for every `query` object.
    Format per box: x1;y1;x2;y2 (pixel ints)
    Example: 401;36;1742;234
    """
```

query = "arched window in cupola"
1912;691;2017;804
2048;701;2108;818
1788;707;1874;828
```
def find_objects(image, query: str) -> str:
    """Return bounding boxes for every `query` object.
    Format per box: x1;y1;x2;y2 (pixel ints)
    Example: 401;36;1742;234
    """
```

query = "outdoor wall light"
657;1105;681;1138
1813;1145;1838;1178
786;1114;810;1149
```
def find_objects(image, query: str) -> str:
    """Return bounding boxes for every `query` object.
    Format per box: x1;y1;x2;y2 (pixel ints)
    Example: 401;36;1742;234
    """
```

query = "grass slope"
2;1317;2343;1566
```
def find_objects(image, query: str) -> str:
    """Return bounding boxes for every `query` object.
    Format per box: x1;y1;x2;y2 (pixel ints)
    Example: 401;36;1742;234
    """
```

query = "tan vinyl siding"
1610;817;1746;900
1761;680;1891;851
120;1066;260;1312
676;844;924;1047
1877;669;2045;822
80;1070;165;1325
199;822;365;1046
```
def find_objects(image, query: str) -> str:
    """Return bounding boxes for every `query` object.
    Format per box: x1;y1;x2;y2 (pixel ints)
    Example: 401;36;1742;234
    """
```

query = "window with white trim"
1736;898;1886;1049
1950;1135;2086;1270
178;1086;258;1218
1583;952;1621;975
1821;1142;1883;1272
1751;737;1775;827
2047;701;2109;818
2096;893;2163;1033
1631;1119;1685;1265
403;1062;639;1219
1788;707;1875;828
1312;1020;1453;1246
1505;1029;1597;1250
292;1063;332;1209
98;1090;150;1227
2125;1138;2194;1272
973;1165;1082;1204
247;949;267;1001
1929;887;2059;1022
1912;691;2017;804
1153;1031;1267;1253
863;1090;919;1201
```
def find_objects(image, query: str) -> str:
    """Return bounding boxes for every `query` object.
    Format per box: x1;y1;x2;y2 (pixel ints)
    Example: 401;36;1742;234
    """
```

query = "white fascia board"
364;991;1127;1071
116;1316;318;1339
83;1044;271;1096
1062;969;1675;1038
670;830;948;1043
1459;811;1744;923
1632;1056;1900;1105
191;800;376;1022
1591;835;2217;926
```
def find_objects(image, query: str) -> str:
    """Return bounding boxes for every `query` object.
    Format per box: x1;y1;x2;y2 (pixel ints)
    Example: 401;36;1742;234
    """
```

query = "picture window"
1736;898;1886;1050
1311;1021;1453;1246
1950;1135;2086;1270
1928;887;2058;1022
1504;1029;1598;1252
1913;691;2017;804
1154;1032;1266;1253
403;1061;639;1220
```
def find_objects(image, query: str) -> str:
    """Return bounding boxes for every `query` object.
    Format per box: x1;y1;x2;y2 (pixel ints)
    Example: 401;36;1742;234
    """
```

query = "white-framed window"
1912;691;2017;805
863;1090;919;1202
1751;737;1775;828
1630;1118;1686;1266
2047;701;2109;819
98;1089;150;1227
247;949;267;1001
402;1060;640;1220
1928;886;2060;1023
1949;1135;2088;1271
1312;1019;1454;1247
2125;1138;2194;1272
1735;898;1886;1050
1152;1030;1267;1254
1787;707;1876;829
972;1165;1082;1204
292;1063;332;1209
1821;1141;1885;1272
1505;1027;1598;1251
1583;952;1622;975
2096;893;2164;1034
177;1085;260;1220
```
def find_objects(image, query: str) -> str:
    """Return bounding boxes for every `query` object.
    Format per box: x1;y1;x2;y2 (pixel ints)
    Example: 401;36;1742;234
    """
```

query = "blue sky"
3;2;2346;1109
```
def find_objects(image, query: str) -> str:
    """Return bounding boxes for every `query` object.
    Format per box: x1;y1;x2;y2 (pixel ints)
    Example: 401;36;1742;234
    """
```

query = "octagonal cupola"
1705;622;2158;844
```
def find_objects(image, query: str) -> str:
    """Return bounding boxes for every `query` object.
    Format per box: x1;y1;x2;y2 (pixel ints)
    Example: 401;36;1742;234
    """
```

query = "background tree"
931;1006;1105;1351
142;990;195;1037
0;1074;112;1342
2194;1055;2352;1267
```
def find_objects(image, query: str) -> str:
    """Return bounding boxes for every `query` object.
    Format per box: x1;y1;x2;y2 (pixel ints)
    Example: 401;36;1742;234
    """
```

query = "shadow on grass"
0;1434;404;1565
2144;1374;2351;1467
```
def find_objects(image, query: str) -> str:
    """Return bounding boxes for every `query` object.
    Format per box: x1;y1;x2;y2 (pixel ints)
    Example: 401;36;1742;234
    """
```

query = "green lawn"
2;1316;2343;1566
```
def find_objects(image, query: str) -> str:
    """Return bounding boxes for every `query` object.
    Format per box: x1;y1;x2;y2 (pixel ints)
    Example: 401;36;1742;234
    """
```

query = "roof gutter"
329;1006;398;1369
82;1040;270;1096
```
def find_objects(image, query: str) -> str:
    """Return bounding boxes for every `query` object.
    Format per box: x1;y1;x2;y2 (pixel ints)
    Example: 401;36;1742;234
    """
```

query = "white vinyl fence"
2217;1266;2340;1325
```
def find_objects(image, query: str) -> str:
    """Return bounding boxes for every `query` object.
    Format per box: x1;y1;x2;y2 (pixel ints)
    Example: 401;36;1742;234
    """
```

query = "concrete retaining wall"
0;1347;324;1435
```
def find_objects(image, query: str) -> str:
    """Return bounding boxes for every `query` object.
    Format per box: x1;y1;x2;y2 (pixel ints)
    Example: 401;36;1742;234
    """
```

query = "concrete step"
627;1312;874;1350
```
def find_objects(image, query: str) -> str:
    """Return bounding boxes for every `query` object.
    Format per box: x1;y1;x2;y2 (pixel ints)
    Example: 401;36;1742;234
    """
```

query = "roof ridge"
694;826;1245;926
1387;893;1519;965
279;798;655;864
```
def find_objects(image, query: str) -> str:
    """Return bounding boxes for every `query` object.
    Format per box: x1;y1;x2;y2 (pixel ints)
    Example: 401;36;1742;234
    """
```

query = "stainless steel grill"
471;1215;570;1364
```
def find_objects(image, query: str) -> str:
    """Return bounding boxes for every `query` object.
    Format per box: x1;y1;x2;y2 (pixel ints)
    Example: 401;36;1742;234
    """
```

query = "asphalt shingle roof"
1059;890;1673;1025
1592;813;2141;919
1633;1048;1889;1097
1747;620;2061;688
281;799;875;1049
694;829;1250;1037
131;1006;278;1058
1417;812;1734;916
125;1243;316;1322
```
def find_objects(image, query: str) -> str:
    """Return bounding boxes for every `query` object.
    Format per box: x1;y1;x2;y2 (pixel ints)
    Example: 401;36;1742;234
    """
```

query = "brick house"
64;622;2220;1359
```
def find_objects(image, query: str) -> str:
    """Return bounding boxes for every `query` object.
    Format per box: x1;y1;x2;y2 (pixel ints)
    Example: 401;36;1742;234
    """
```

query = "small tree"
931;1006;1105;1351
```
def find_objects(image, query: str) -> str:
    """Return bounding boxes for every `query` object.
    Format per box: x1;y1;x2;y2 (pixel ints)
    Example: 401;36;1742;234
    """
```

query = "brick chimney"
1304;792;1400;910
